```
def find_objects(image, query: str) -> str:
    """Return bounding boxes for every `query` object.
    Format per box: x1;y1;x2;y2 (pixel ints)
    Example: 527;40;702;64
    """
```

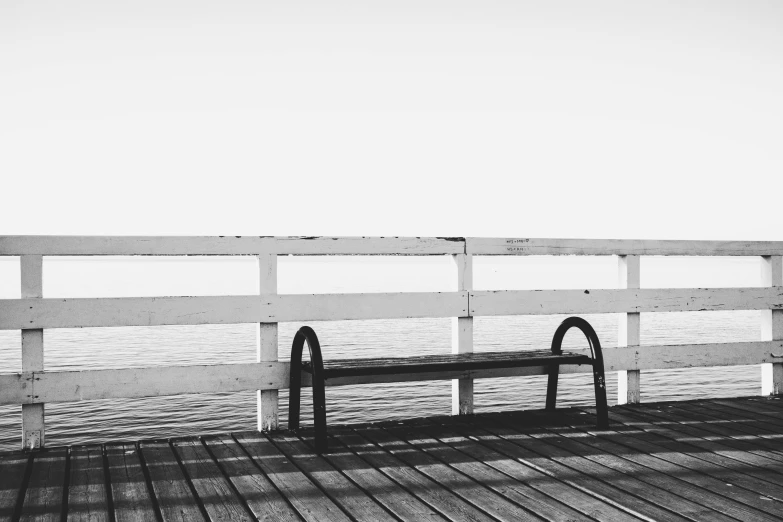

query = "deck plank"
620;404;783;473
747;396;783;411
139;441;205;522
0;452;30;522
390;419;596;522
6;397;783;522
597;408;783;509
416;418;622;522
66;445;109;522
454;413;693;522
233;431;351;522
19;448;67;522
171;438;254;522
609;405;783;489
203;434;301;522
364;424;541;522
700;398;783;434
499;413;744;522
671;400;783;454
316;432;447;522
495;411;742;522
268;431;396;521
536;409;783;521
673;402;783;465
498;415;744;522
331;427;495;522
105;443;158;522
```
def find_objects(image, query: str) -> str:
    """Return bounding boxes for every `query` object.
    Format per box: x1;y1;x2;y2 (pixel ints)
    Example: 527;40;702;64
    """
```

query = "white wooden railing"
1;236;782;450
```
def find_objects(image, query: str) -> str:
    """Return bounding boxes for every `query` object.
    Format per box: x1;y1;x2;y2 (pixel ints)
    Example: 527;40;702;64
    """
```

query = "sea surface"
0;254;768;452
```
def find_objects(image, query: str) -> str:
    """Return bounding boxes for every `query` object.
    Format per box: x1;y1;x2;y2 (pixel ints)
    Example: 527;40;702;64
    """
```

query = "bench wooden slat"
301;350;592;378
313;349;578;366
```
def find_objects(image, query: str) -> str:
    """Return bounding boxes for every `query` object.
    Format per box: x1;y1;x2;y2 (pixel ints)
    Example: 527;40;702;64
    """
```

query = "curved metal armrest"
547;316;609;429
289;326;328;452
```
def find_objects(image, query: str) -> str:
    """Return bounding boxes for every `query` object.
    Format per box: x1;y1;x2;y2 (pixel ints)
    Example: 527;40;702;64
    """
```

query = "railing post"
618;255;641;404
257;253;279;430
452;253;473;414
21;255;44;449
761;255;782;395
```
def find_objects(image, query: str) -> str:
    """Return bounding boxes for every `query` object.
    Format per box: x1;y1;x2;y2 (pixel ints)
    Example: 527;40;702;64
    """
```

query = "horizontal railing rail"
467;238;783;256
4;235;783;256
0;236;466;256
1;235;781;450
1;287;782;330
2;340;782;407
0;292;469;329
470;287;783;315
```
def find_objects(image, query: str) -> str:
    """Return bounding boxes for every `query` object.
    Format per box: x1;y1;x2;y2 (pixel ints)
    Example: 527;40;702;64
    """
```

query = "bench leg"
592;364;609;429
289;326;329;453
312;367;328;453
546;364;559;411
288;331;304;432
551;317;609;429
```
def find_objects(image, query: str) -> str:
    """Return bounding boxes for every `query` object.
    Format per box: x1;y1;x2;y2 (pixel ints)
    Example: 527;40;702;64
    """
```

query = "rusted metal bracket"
25;430;41;450
21;371;37;404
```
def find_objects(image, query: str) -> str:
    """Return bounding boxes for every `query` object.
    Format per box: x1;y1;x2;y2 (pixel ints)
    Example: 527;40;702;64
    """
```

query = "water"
0;255;767;451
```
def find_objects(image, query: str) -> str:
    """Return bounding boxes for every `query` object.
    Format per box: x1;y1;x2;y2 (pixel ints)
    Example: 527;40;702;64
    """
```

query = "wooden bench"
289;316;609;452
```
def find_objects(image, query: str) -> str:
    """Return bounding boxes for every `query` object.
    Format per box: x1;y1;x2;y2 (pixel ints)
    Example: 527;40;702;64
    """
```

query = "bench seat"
301;350;592;379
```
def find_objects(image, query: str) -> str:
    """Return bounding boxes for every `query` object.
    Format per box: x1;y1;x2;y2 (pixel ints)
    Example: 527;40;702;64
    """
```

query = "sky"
1;1;782;239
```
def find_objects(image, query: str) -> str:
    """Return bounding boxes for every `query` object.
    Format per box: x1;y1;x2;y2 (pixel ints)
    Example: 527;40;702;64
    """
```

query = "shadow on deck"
2;396;783;522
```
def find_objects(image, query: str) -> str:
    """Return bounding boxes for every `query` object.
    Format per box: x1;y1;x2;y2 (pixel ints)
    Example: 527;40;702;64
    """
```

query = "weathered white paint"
0;363;286;405
468;238;783;256
268;292;468;322
0;373;29;405
0;236;464;256
0;291;469;330
5;287;782;331
20;255;44;449
470;287;783;316
2;341;780;406
452;254;474;415
7;235;783;257
761;256;783;395
602;340;783;372
617;255;641;405
274;236;464;255
257;254;278;431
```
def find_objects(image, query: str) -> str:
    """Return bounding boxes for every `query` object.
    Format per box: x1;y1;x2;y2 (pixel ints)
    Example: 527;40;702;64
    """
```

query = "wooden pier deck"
2;396;783;522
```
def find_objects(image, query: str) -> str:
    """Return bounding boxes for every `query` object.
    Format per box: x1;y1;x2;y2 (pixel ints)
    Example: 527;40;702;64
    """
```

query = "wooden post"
761;255;783;395
617;255;641;404
21;255;44;449
452;253;474;414
257;253;279;430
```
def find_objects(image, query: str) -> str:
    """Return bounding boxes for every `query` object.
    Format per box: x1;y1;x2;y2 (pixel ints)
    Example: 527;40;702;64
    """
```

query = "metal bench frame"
289;316;609;453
